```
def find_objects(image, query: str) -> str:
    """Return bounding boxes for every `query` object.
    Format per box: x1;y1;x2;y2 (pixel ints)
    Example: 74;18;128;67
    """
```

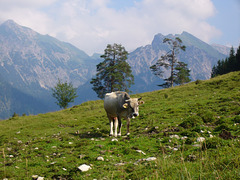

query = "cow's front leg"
117;116;122;136
126;118;130;135
113;117;118;137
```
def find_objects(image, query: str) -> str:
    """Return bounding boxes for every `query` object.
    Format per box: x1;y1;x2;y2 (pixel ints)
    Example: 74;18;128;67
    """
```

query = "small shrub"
232;115;240;123
179;116;202;129
164;93;168;99
204;137;225;149
195;79;202;85
198;110;215;123
214;123;230;132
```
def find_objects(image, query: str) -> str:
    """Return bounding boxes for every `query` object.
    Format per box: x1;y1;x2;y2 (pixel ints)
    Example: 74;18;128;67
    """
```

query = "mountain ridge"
0;20;228;119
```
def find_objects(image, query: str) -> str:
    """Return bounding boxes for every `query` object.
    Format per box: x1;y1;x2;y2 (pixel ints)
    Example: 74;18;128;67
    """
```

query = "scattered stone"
181;136;188;140
173;148;178;151
16;131;21;134
111;138;118;142
146;157;157;161
52;146;57;148
188;155;197;161
91;138;95;141
79;155;86;159
170;135;180;139
18;140;22;144
192;144;201;147
115;162;125;166
209;134;214;138
136;150;146;155
78;164;92;172
96;156;104;161
15;166;19;169
62;168;67;171
37;177;44;180
9;155;14;158
197;137;205;142
32;175;38;179
200;130;205;133
69;142;73;145
34;147;39;150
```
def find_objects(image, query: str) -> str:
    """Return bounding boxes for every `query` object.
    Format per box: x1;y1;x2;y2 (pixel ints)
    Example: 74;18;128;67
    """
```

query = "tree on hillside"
150;37;190;87
52;79;78;109
90;43;134;99
211;45;240;78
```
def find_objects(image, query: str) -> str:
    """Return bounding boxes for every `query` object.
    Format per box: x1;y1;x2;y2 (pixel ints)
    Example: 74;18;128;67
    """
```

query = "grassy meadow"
0;71;240;179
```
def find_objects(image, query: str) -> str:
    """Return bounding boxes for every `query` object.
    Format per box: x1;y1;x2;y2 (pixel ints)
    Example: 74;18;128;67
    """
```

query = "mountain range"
0;20;227;119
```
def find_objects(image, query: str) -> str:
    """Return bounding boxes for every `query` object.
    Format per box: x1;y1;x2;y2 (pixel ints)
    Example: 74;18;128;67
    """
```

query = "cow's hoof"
117;133;121;137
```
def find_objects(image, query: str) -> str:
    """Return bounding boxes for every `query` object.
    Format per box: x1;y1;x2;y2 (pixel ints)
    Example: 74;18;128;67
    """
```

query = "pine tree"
52;79;78;109
236;45;240;71
175;62;191;85
90;44;134;99
211;45;240;78
150;37;189;87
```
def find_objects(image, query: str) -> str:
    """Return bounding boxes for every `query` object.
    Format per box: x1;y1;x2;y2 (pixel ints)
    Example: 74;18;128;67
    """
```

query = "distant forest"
211;45;240;77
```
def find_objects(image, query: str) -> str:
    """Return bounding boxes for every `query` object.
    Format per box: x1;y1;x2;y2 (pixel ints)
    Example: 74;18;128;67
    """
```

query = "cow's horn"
138;97;142;101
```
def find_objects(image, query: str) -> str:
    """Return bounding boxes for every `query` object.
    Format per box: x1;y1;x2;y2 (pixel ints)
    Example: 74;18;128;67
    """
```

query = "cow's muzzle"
133;113;138;117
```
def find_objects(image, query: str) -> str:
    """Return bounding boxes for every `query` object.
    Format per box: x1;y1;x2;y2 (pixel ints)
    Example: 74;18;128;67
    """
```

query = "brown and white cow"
104;91;144;137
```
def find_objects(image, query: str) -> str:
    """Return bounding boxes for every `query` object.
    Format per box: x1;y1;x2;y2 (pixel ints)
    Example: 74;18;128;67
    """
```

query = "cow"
104;91;144;137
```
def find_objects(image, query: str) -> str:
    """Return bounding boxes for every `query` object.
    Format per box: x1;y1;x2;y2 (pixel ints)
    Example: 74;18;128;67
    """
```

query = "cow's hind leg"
117;116;122;136
108;114;114;136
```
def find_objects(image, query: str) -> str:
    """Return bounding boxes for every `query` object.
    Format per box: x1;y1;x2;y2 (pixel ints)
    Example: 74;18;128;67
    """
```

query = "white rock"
63;168;67;171
209;134;213;138
197;137;205;142
9;155;14;158
146;157;157;161
97;156;104;161
173;148;178;151
136;150;146;155
111;138;118;142
32;175;38;179
69;142;73;144
37;177;44;180
115;162;125;166
78;164;92;172
181;136;188;140
170;135;180;139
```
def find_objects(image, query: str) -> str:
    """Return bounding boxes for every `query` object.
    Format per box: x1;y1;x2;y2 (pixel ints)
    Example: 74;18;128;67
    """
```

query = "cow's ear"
139;101;144;105
123;103;128;108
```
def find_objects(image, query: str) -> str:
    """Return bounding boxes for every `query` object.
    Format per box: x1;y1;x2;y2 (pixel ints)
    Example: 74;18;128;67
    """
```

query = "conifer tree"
90;43;134;99
150;37;190;87
211;45;240;78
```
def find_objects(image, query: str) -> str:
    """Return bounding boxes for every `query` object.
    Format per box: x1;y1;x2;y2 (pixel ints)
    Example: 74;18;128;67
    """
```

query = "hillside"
0;72;239;179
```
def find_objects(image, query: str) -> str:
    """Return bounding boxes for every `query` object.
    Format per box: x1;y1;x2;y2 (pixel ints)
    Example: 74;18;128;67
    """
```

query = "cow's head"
123;97;144;118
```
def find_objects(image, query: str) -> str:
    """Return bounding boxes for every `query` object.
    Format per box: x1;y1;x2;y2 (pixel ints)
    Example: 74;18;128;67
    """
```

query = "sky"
0;0;239;55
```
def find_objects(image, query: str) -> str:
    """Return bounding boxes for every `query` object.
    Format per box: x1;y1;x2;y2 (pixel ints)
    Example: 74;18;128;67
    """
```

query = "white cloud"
0;0;222;55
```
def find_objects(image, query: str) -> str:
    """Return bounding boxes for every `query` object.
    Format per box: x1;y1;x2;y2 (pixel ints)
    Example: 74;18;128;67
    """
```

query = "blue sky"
0;0;239;55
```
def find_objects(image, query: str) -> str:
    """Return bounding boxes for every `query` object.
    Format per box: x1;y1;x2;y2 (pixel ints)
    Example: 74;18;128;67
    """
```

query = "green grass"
1;71;240;179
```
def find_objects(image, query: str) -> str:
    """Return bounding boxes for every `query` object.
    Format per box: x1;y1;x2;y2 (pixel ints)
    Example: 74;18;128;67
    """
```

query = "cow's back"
104;91;130;117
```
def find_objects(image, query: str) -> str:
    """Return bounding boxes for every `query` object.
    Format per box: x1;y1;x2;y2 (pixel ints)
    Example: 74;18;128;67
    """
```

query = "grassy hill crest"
0;71;240;179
